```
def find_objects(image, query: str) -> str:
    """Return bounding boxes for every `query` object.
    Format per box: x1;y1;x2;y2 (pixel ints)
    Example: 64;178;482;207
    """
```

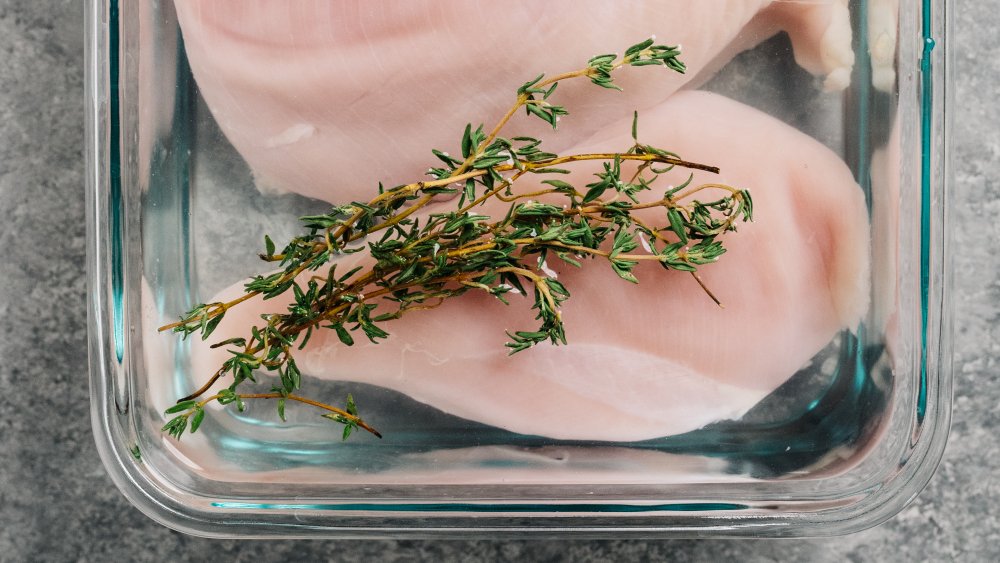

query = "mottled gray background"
0;1;994;561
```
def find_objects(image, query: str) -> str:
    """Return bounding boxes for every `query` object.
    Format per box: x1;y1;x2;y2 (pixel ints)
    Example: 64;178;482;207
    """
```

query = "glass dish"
86;0;952;538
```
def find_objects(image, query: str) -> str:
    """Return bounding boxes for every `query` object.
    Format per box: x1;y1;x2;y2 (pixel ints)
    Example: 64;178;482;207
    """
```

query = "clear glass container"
87;0;952;538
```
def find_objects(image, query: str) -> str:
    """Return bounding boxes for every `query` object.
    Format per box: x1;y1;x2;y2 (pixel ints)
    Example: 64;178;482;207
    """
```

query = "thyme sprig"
159;38;752;441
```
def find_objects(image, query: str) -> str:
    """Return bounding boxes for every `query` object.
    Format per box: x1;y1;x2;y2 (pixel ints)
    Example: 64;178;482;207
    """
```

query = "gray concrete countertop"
1;1;995;561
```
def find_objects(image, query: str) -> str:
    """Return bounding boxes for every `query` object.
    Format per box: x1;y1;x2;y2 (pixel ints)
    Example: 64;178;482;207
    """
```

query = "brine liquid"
134;3;897;485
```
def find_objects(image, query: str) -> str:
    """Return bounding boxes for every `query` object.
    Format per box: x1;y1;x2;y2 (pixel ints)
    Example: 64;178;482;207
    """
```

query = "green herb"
159;38;752;441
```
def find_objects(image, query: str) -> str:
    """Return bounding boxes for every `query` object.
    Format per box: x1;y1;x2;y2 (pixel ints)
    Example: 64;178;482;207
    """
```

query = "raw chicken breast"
868;0;899;91
758;0;854;90
186;91;870;441
174;0;854;202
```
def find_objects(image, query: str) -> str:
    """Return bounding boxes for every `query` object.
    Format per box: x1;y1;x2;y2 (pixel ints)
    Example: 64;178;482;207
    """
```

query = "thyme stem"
160;38;749;442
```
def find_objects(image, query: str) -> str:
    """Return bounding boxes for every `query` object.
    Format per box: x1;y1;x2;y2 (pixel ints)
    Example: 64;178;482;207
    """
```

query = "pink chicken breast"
184;91;870;441
174;0;854;202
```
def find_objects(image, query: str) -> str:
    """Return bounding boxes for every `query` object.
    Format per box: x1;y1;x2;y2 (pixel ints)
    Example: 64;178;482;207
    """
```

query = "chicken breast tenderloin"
174;0;854;202
186;91;870;441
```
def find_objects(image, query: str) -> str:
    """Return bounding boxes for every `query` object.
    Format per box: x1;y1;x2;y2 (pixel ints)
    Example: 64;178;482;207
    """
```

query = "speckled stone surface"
0;1;995;561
